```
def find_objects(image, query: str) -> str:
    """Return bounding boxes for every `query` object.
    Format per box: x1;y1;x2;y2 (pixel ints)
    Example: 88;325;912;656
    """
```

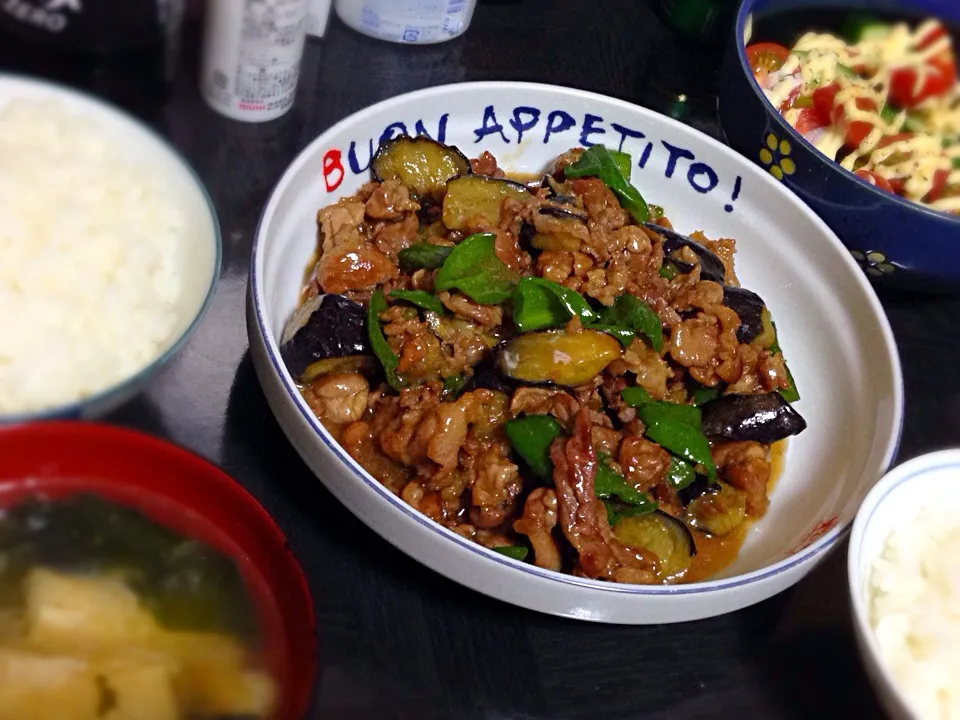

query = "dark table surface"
5;1;959;718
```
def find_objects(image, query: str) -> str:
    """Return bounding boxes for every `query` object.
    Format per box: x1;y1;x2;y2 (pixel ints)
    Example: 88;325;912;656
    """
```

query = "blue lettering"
347;139;374;174
637;141;654;169
610;122;645;152
687;163;719;193
579;113;606;147
543;110;576;143
415;113;449;143
724;176;743;212
474;105;510;144
662;141;695;178
379;122;409;145
509;106;541;145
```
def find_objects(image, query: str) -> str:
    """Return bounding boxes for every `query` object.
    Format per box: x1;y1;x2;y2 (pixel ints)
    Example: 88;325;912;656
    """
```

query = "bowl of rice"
849;449;960;720
0;74;221;422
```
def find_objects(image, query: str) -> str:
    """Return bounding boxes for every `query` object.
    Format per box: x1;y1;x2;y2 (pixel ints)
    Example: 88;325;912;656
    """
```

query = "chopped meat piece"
470;150;505;177
318;240;397;294
317;199;365;254
619;436;671;492
669;314;719;368
757;350;790;392
493;227;532;274
468;441;522;528
569;177;628;231
509;388;580;431
537;250;574;284
301;372;369;427
380;305;490;381
439;291;503;329
341;421;410;494
712;441;771;517
551;409;659;583
365;179;420;220
513;489;562;571
697;234;739;286
374;213;419;257
606;338;672;400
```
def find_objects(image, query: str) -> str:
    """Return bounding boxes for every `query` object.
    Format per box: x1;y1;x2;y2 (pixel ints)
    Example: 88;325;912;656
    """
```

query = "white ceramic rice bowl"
249;82;903;623
848;450;960;720
0;74;221;423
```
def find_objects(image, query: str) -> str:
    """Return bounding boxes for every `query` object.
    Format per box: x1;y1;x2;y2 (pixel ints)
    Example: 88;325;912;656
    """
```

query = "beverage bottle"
199;0;309;122
334;0;478;44
0;0;185;117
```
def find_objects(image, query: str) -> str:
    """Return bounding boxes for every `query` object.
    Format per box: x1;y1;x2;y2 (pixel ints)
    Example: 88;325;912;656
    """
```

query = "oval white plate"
248;82;903;623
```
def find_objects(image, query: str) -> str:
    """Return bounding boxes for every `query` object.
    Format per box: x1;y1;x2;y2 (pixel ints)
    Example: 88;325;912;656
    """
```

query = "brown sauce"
677;440;788;584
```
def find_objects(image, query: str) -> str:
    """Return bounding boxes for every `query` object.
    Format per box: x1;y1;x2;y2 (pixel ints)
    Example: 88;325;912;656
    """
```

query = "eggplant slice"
722;286;766;344
442;175;532;230
280;294;370;380
372;135;471;199
613;510;696;579
643;222;726;284
682;482;748;536
495;330;622;388
700;392;807;444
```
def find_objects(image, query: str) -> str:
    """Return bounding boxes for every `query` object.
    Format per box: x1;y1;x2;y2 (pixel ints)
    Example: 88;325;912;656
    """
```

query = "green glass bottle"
655;0;738;44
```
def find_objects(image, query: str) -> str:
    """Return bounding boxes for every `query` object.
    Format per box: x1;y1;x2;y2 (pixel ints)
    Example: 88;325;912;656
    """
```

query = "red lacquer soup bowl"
0;421;316;720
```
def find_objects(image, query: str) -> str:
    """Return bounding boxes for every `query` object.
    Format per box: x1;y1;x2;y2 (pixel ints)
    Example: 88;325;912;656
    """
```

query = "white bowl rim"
0;72;223;423
251;80;905;596
847;448;960;718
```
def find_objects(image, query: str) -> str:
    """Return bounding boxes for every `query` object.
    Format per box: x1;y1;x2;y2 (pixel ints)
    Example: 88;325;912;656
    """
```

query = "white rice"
0;98;185;415
869;507;960;720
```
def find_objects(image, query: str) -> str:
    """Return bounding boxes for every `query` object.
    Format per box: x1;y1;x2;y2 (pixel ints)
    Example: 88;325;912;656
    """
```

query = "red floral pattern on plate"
787;515;840;557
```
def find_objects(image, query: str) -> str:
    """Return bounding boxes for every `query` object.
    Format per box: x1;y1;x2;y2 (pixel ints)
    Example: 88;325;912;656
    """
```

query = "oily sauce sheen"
679;440;787;583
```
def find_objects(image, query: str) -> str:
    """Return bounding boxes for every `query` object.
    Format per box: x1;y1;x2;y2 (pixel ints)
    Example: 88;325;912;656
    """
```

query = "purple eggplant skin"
280;294;370;380
700;392;807;444
539;204;588;221
677;475;712;506
643;222;726;284
462;358;518;395
722;286;766;344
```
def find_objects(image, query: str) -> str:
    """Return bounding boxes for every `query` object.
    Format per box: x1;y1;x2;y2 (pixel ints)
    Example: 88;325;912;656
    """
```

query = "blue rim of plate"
251;81;905;597
734;0;960;226
0;72;223;424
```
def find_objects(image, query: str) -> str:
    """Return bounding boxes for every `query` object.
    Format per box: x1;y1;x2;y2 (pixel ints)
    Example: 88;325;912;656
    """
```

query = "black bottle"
0;0;185;118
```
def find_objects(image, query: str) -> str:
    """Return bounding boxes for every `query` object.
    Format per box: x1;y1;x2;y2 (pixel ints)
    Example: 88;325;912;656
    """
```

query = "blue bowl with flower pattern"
719;0;960;288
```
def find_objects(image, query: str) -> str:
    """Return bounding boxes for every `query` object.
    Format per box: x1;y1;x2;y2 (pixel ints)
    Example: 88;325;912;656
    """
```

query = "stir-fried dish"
749;15;960;214
282;136;807;584
0;493;275;720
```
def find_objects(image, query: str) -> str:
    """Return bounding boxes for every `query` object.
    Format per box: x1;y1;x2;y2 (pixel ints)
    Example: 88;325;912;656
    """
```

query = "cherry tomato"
917;22;948;50
888;177;907;195
779;85;801;113
876;133;915;149
746;42;791;78
794;107;828;134
889;53;956;107
844;123;874;147
855;169;895;193
925;168;952;202
811;84;880;146
812;83;840;125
